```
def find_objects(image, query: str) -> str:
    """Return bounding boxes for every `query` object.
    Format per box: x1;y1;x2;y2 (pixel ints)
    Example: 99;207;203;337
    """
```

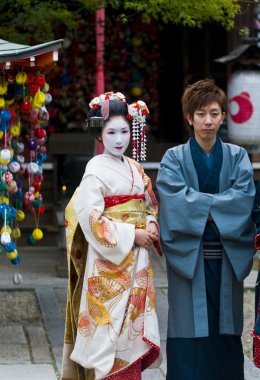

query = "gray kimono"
156;139;256;338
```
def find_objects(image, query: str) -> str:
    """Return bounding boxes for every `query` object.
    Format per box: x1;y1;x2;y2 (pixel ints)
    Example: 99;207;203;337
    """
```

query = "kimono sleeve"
210;148;255;239
142;170;163;256
156;149;212;278
209;148;256;280
74;174;135;266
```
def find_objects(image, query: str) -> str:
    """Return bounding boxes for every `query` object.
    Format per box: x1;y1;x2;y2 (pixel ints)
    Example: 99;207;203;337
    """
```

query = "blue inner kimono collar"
190;136;223;194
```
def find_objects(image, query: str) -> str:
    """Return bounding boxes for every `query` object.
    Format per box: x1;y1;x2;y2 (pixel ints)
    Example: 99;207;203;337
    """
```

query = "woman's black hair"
87;100;128;124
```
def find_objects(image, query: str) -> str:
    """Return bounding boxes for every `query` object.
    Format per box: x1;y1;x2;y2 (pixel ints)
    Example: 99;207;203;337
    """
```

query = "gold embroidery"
87;293;111;326
130;287;146;321
88;276;125;302
147;262;156;309
109;358;129;373
89;209;117;248
94;251;134;289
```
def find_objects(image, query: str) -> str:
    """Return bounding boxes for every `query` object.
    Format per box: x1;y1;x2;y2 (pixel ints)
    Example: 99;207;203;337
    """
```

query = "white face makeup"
102;116;130;158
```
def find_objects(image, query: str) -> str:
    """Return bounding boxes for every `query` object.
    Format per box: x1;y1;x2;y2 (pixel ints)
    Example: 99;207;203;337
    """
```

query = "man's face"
187;102;225;143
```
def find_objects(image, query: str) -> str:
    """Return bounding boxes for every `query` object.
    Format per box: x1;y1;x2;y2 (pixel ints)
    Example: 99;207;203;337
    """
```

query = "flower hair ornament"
89;92;126;109
88;91;126;129
127;100;149;161
88;92;149;161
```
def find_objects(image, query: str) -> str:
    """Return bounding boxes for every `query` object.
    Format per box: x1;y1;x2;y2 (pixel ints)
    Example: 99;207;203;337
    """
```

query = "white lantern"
228;70;260;145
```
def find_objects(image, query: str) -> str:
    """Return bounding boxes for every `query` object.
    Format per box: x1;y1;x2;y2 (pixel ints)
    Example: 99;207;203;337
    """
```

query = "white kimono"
63;154;161;380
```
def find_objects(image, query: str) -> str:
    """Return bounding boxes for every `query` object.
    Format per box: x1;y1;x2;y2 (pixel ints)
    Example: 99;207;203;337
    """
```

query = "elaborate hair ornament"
89;91;126;109
88;92;126;129
127;100;149;162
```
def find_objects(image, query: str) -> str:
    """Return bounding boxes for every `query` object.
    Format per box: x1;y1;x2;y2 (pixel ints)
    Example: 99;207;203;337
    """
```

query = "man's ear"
186;114;193;126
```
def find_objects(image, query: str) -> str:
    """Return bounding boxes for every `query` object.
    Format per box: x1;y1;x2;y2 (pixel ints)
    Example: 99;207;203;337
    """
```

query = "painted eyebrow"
105;127;129;131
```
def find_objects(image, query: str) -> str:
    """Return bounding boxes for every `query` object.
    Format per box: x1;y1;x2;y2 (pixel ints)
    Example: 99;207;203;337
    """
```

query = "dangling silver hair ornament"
127;100;149;161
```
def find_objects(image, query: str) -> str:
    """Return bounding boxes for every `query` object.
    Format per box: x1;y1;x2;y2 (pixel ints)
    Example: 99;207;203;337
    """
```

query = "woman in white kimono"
62;92;162;380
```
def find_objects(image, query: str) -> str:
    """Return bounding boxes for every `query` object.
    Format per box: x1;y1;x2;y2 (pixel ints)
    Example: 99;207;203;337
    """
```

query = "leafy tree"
0;0;242;44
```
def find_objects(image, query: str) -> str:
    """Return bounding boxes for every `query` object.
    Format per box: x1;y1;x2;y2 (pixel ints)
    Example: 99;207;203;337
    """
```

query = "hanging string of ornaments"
127;100;149;161
0;69;52;284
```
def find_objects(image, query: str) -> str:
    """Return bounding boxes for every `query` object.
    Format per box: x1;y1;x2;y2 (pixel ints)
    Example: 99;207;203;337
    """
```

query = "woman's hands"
134;222;159;249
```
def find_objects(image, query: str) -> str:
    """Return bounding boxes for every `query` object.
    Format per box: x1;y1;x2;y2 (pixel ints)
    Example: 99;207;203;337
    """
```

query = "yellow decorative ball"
131;35;143;47
44;83;50;92
0;98;5;108
16;210;25;222
0;131;4;140
7;249;18;260
1;226;11;234
5;98;14;106
131;86;142;97
0;83;8;95
12;227;21;239
0;196;9;205
32;228;43;240
10;125;21;137
0;157;10;165
16;71;27;85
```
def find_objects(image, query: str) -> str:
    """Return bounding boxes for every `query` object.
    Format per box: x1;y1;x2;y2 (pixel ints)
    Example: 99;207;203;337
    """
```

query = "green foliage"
0;0;241;44
122;0;241;30
0;0;77;44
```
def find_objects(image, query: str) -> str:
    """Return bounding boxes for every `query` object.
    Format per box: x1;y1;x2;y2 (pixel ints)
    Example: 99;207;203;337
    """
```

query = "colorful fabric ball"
12;228;21;239
13;272;22;285
27;234;36;245
10;124;21;137
16;210;25;222
6;249;18;260
27;139;38;151
32;228;43;240
9;161;20;173
20;99;31;112
5;241;16;252
16;72;27;85
11;255;20;265
32;198;42;209
1;231;11;245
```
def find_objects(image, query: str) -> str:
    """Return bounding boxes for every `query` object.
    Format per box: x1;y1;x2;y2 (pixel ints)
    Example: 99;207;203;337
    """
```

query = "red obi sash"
104;194;145;208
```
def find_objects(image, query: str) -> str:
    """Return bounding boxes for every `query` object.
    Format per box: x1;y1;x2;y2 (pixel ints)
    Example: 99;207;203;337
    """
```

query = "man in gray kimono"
156;79;256;380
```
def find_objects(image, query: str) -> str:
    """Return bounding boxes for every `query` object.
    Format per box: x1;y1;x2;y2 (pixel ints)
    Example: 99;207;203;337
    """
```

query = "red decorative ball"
35;128;46;139
27;73;35;84
40;146;47;153
39;205;45;214
34;74;46;87
28;83;40;95
33;182;41;192
20;99;31;112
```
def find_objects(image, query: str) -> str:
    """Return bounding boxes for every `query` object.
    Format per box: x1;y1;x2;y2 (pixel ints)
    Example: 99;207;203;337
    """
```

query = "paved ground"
0;246;259;380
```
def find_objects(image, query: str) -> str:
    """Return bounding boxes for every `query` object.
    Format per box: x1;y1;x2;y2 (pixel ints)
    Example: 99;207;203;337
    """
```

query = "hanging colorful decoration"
49;13;161;135
0;38;63;284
